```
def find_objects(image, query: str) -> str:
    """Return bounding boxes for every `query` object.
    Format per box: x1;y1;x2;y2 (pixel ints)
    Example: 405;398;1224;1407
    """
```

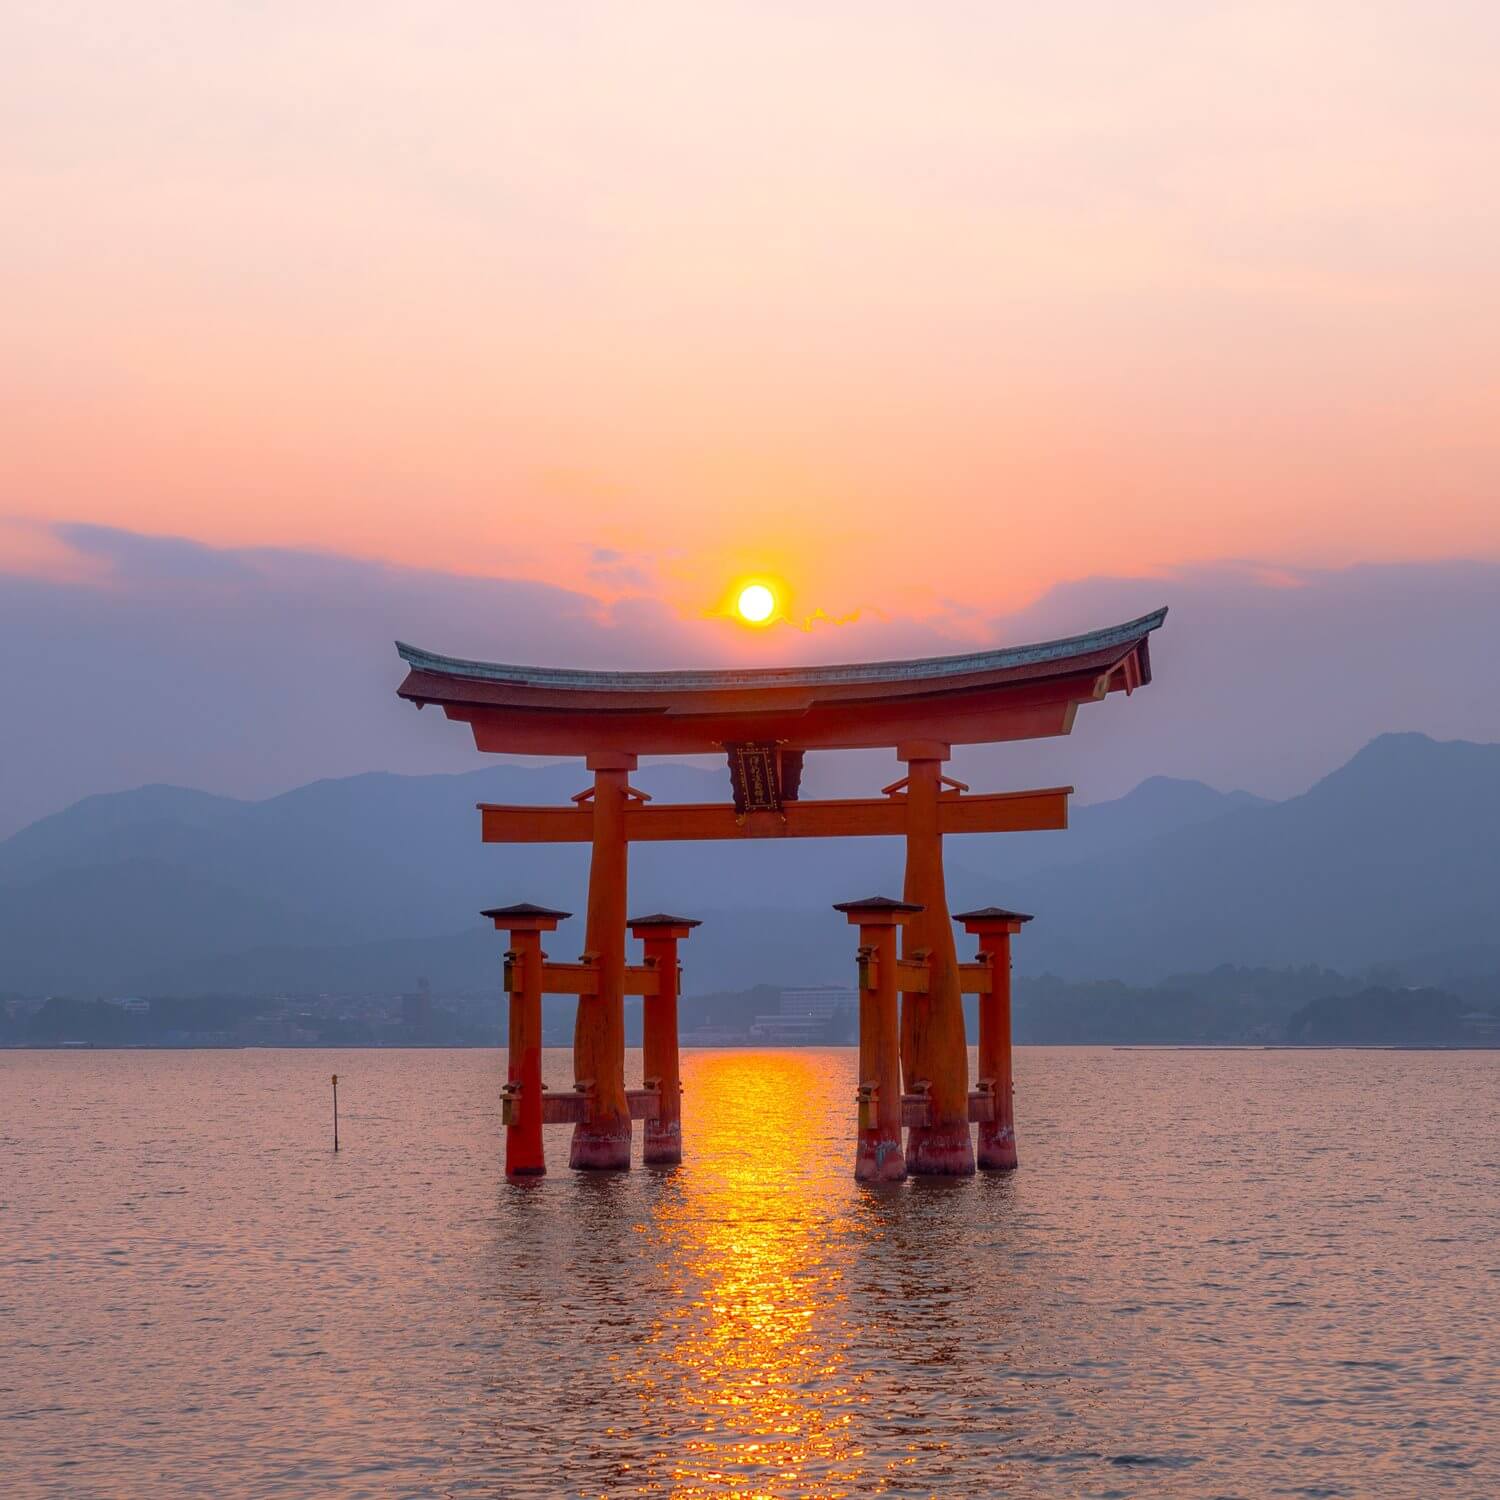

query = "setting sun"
736;583;776;625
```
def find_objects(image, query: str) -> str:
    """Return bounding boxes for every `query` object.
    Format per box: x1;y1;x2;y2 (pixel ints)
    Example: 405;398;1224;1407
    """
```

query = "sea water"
3;1046;1496;1497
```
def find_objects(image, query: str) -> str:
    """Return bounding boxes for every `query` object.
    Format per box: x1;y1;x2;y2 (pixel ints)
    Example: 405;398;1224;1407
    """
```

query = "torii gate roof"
395;606;1166;756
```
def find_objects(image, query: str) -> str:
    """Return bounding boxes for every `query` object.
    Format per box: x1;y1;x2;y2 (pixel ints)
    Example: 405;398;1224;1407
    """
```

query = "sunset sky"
4;3;1499;827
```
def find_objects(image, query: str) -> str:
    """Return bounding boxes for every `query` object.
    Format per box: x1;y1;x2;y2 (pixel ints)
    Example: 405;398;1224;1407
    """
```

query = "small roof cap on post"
628;912;702;938
480;901;571;932
953;905;1034;933
833;895;924;926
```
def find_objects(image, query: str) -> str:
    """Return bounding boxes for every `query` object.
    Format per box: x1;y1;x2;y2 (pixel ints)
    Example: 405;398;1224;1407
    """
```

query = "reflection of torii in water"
395;607;1166;1181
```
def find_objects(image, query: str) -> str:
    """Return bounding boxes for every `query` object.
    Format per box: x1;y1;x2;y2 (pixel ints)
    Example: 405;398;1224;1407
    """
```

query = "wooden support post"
956;906;1033;1170
483;902;570;1178
836;897;920;1182
896;743;975;1175
506;929;547;1174
630;913;700;1165
571;753;637;1169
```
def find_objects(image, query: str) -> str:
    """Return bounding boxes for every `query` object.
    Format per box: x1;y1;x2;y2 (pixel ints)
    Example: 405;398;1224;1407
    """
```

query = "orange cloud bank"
2;3;1498;629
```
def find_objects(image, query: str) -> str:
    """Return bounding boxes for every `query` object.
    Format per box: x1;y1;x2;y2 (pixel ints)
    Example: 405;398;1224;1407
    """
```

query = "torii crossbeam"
396;607;1166;1177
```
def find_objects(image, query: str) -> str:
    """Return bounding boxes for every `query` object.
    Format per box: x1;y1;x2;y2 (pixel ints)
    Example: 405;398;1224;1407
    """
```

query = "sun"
736;582;777;625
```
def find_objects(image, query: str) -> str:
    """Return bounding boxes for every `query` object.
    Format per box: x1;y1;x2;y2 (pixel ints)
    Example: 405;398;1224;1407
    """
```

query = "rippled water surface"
3;1047;1497;1497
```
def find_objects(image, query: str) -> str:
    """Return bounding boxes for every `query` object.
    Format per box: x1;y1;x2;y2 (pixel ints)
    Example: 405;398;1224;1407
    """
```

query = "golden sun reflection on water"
8;1050;1500;1496
634;1051;862;1497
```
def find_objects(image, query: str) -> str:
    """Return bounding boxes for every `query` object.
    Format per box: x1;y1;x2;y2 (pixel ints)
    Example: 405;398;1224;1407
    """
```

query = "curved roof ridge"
396;607;1166;693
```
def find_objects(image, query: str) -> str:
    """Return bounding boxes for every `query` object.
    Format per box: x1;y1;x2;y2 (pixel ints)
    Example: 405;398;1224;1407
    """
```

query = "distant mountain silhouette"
1284;986;1470;1046
0;734;1494;995
997;734;1500;980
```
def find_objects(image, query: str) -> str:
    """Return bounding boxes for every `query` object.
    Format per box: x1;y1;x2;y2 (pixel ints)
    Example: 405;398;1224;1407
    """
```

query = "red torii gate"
396;607;1166;1180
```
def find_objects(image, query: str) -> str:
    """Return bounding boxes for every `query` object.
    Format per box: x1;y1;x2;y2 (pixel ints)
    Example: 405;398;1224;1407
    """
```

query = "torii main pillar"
898;741;975;1176
569;751;635;1169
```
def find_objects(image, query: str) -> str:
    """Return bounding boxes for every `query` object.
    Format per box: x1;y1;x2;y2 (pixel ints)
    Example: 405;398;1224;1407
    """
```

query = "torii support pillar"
484;901;571;1178
629;913;700;1165
896;742;975;1175
957;906;1033;1170
571;752;637;1170
836;897;920;1183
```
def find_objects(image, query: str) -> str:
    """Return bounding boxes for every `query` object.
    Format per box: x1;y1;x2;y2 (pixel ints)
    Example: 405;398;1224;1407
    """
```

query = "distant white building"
104;996;150;1015
780;985;856;1020
750;985;856;1043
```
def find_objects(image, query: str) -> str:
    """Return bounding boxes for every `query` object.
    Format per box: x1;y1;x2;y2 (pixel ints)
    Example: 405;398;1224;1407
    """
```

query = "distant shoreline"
4;1041;1496;1054
1109;1043;1500;1052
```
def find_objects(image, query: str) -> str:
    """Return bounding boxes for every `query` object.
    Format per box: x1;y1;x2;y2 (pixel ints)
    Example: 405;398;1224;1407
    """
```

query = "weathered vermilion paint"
837;898;918;1182
899;748;975;1175
631;914;700;1165
570;757;633;1169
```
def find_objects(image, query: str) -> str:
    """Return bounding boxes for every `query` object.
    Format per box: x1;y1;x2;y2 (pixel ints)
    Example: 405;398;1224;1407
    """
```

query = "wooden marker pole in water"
331;1074;339;1152
629;913;701;1165
956;906;1033;1170
835;896;921;1183
483;902;572;1177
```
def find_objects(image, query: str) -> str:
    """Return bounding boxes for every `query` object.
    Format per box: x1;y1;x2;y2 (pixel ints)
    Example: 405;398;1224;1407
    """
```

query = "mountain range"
1;733;1495;997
